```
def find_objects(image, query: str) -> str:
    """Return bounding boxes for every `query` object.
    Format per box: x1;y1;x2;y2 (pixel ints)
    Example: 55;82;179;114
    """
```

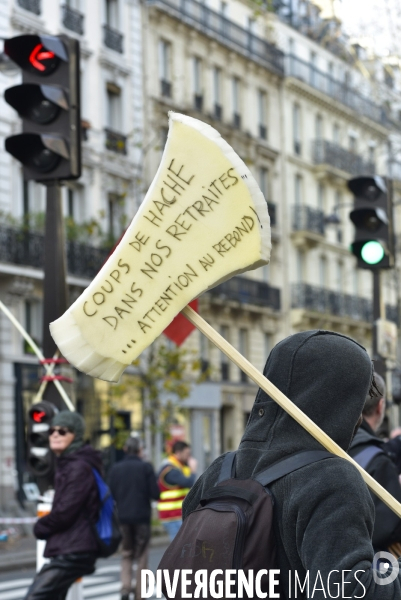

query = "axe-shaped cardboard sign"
51;112;401;518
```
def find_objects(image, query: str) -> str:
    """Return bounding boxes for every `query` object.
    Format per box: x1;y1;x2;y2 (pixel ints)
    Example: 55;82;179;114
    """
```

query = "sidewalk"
0;534;170;573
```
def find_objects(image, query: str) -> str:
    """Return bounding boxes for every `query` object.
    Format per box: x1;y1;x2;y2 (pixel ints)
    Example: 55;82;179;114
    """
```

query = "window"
67;188;74;219
317;182;325;212
23;178;29;224
296;250;305;282
293;104;301;155
159;40;171;97
264;333;272;361
66;0;81;8
315;114;323;140
105;0;119;28
337;261;344;291
295;174;302;205
106;82;122;131
160;127;168;155
200;333;210;374
335;190;343;243
220;325;230;381
259;167;269;201
258;90;267;139
368;143;375;164
232;77;241;128
238;329;248;382
333;123;340;144
24;300;42;353
310;51;317;86
193;57;202;111
348;134;357;153
328;61;334;93
319;256;327;287
213;67;222;120
353;270;359;296
108;193;125;242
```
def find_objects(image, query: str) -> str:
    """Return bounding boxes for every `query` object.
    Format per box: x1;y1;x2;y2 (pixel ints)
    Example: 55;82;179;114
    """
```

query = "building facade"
0;0;143;511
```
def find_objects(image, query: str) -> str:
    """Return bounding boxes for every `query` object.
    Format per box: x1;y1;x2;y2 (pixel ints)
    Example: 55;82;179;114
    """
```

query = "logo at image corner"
372;551;399;585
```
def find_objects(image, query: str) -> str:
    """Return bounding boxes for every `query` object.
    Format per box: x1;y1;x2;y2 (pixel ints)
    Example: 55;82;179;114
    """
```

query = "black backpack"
158;449;333;599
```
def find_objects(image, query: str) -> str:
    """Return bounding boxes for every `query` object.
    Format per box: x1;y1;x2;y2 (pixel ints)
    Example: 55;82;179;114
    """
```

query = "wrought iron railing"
194;94;203;111
103;24;124;53
214;104;222;121
17;0;40;14
313;140;375;176
147;0;284;76
105;128;127;154
0;226;108;279
292;283;372;322
287;55;386;127
62;5;85;34
292;205;325;236
207;276;281;310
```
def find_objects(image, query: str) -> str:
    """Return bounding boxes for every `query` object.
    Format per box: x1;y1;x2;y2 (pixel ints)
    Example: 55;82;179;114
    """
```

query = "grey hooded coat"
183;330;401;599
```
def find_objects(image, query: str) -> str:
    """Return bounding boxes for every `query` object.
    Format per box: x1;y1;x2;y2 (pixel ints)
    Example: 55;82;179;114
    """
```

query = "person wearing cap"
25;411;103;600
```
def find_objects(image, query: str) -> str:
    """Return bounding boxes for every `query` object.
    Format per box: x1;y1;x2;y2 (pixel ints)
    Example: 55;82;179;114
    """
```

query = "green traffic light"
361;241;385;264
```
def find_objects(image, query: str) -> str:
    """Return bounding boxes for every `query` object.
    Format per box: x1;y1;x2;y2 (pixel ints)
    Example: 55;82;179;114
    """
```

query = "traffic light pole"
372;270;386;380
41;182;68;411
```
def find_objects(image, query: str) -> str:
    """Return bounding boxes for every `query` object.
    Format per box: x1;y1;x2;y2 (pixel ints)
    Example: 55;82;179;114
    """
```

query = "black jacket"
109;455;160;524
349;420;401;550
34;445;102;558
183;330;401;599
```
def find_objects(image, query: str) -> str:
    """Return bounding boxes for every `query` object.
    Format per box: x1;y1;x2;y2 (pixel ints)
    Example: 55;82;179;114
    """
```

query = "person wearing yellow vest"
157;441;197;541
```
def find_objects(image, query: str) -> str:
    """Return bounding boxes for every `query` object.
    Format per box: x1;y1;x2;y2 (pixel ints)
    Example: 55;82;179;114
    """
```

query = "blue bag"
92;468;122;557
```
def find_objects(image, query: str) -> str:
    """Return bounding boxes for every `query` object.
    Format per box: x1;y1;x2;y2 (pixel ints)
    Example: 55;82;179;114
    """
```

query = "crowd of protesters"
25;330;401;600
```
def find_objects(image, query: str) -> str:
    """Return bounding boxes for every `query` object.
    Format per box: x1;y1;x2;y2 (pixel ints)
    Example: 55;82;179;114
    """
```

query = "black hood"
59;443;103;473
236;330;373;477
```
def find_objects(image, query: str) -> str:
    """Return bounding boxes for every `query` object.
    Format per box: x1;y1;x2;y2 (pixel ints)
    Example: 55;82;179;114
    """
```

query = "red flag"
163;300;198;346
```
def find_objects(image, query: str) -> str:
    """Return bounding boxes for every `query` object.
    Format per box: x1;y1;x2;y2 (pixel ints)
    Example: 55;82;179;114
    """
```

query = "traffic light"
348;176;394;269
27;401;57;479
4;34;81;181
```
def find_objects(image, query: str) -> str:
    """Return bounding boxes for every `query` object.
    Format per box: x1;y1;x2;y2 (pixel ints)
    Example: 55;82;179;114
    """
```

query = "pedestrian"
25;411;102;600
157;440;197;541
349;372;401;555
182;330;401;597
109;436;160;600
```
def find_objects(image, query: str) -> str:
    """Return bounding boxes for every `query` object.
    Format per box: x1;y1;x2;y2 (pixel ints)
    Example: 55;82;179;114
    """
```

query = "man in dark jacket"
25;411;102;600
183;330;401;598
349;372;401;553
109;436;160;600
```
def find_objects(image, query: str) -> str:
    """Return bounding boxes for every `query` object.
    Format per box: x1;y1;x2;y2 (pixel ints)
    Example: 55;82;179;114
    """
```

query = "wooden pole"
182;305;401;519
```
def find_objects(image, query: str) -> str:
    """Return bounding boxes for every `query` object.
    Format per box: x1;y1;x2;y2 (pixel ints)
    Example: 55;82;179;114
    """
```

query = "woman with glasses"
25;411;103;600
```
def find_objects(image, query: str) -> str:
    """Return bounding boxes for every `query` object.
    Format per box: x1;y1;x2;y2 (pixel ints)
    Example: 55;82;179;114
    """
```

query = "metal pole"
372;270;386;380
41;182;68;411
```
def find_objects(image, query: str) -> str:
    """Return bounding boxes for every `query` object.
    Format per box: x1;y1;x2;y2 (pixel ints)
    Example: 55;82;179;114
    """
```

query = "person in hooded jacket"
25;411;102;600
183;330;401;599
349;373;401;554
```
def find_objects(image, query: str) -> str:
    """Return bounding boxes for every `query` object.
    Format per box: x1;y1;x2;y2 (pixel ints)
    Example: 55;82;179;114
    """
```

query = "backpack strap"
254;450;334;487
353;446;384;470
216;451;236;484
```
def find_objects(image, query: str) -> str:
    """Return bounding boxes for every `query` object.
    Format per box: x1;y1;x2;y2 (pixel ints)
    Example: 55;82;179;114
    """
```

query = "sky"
338;0;401;56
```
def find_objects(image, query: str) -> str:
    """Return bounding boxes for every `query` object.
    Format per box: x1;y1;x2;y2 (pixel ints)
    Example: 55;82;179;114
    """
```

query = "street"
0;545;167;600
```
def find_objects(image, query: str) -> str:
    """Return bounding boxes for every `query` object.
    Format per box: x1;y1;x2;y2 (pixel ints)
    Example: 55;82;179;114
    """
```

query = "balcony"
161;79;172;98
147;0;284;76
292;283;372;322
207;275;281;311
194;94;203;111
287;55;387;127
105;129;127;155
62;5;84;34
0;226;108;280
313;140;375;177
103;24;124;53
291;205;325;249
17;0;40;14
